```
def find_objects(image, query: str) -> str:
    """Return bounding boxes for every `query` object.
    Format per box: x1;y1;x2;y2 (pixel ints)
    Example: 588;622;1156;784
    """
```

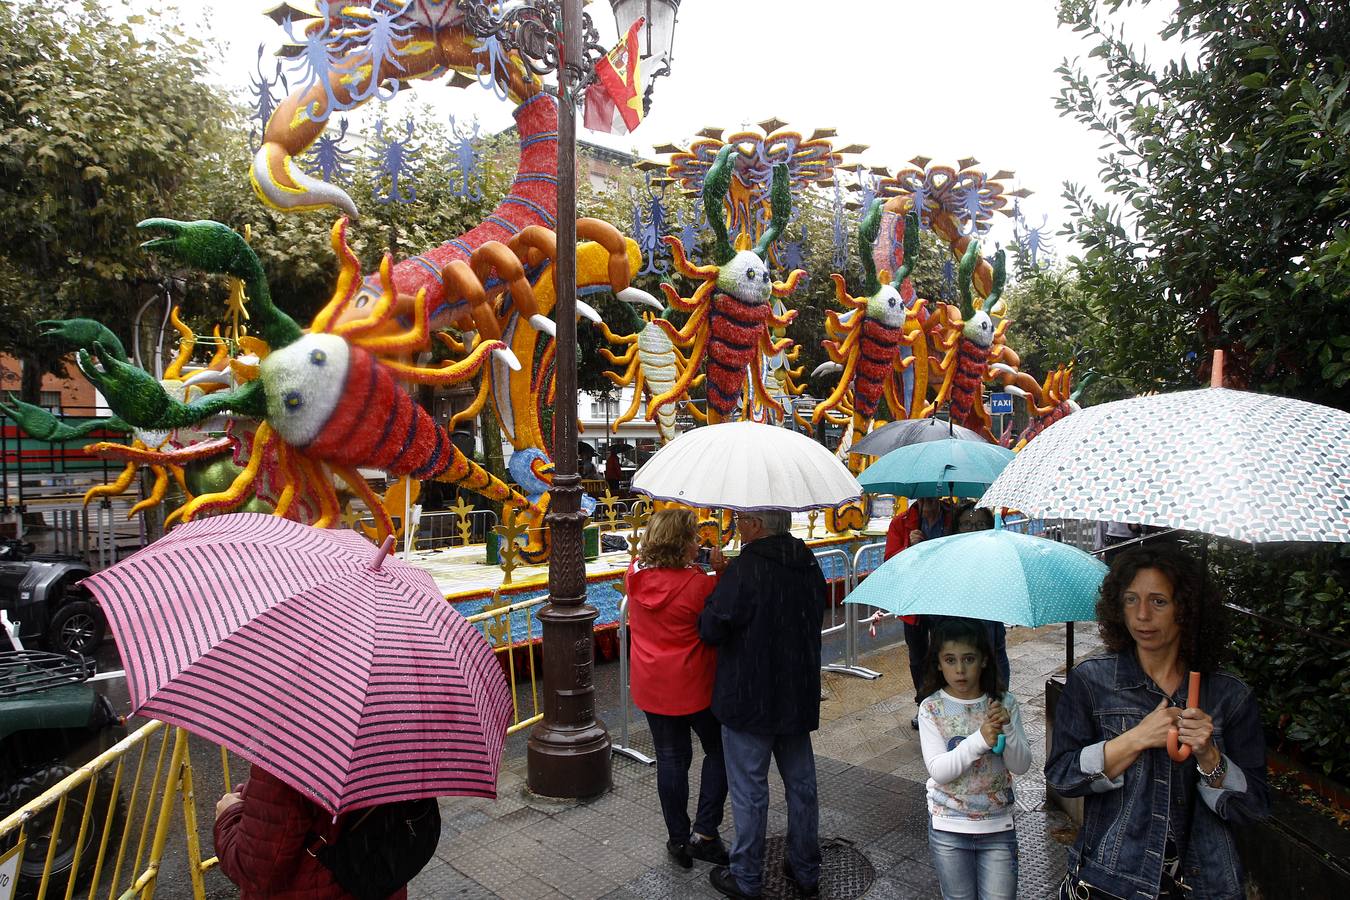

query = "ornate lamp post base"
526;602;613;798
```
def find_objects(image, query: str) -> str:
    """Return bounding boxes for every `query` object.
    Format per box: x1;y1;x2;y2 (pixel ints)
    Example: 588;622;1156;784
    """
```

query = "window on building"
39;391;61;412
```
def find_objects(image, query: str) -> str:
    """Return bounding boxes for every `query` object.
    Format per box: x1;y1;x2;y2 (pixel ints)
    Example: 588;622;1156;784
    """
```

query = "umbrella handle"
991;734;1006;755
1166;670;1202;762
369;535;396;572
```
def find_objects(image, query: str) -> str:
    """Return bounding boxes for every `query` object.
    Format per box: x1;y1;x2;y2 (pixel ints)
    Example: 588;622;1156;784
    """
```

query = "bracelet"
1196;754;1226;782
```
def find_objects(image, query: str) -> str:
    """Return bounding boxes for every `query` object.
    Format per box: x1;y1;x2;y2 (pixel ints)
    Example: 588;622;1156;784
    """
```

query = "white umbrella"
631;422;862;511
979;378;1350;543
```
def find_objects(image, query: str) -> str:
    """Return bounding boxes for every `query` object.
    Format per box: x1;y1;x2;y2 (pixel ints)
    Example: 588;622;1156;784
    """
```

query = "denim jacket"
1046;653;1269;900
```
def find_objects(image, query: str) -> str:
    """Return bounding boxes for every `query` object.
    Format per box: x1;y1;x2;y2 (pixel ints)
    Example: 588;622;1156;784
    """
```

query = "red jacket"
214;765;408;900
626;562;718;715
883;504;954;560
884;505;953;625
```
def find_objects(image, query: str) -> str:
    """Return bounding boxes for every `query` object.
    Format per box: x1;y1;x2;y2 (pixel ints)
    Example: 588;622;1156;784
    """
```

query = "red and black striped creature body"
706;292;773;419
263;333;517;501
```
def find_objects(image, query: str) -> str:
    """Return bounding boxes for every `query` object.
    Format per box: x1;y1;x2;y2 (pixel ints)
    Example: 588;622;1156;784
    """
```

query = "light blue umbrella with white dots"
843;528;1108;627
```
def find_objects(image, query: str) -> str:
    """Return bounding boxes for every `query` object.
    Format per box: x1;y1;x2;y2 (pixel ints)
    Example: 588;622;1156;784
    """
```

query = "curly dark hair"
919;617;1006;702
1096;543;1229;672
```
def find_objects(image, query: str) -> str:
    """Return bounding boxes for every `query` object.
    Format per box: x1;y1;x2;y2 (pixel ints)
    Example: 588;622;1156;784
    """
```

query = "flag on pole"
583;17;645;134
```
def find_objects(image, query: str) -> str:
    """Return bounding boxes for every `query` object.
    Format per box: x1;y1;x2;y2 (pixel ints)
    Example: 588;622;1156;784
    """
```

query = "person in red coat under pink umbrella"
626;507;731;870
214;766;409;900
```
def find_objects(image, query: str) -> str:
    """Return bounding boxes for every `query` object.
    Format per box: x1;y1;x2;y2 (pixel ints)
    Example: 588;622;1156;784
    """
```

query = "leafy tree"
1000;259;1133;405
1057;0;1350;778
0;0;237;400
1054;0;1350;409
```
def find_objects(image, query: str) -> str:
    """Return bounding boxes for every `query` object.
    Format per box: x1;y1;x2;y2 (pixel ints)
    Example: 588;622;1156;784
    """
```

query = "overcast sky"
178;0;1177;256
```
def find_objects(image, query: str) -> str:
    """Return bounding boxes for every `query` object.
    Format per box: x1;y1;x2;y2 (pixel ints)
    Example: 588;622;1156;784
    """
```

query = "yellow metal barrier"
0;720;215;900
465;595;547;735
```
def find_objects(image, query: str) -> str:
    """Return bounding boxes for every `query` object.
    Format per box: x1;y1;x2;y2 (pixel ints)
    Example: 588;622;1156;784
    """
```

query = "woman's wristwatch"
1196;753;1227;786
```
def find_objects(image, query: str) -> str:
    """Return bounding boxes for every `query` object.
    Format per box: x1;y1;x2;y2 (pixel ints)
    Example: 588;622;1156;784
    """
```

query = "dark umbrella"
850;417;985;457
577;442;597;459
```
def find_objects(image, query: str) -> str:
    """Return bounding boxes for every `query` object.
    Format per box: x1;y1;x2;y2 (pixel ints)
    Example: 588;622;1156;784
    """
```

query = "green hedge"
1213;545;1350;776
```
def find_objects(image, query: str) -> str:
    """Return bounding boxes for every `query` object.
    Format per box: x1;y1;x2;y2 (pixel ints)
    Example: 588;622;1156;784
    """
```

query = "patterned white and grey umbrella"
979;387;1350;544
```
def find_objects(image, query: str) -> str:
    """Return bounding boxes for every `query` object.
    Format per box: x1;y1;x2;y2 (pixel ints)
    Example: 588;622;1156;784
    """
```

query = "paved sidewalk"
410;622;1102;899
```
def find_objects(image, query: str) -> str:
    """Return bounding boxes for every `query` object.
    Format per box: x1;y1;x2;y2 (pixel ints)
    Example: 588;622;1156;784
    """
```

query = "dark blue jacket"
698;533;827;735
1046;653;1269;900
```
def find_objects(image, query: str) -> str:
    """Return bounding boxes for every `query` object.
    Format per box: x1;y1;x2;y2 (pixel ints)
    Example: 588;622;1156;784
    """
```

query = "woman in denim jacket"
1047;544;1268;899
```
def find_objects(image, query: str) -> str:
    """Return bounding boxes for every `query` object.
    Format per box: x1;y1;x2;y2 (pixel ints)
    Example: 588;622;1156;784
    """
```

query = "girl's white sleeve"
919;710;989;784
1001;693;1033;776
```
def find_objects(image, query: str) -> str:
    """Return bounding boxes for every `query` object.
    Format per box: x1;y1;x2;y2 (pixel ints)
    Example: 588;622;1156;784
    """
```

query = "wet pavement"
68;618;1101;899
402;621;1101;899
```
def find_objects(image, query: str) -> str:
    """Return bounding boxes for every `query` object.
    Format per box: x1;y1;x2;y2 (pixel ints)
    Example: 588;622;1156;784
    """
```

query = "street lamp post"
458;0;678;799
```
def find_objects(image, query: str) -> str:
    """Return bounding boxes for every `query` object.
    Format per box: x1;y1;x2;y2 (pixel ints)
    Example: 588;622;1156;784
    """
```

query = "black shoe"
688;835;730;866
710;865;760;898
784;860;820;897
910;715;920;730
666;839;692;869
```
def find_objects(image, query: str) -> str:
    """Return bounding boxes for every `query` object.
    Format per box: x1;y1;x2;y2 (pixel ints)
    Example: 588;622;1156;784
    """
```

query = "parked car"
0;538;104;656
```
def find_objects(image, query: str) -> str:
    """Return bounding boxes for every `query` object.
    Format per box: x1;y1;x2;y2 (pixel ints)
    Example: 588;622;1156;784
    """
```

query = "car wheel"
0;764;124;900
46;599;105;657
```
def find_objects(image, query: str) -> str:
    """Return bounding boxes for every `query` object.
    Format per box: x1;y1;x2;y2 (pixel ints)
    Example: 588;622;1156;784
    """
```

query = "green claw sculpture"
78;341;265;431
137;218;302;349
38;319;128;362
0;394;128;442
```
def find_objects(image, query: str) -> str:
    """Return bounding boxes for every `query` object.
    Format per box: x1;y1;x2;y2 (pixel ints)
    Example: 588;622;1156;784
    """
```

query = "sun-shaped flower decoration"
656;119;866;259
870;157;1031;301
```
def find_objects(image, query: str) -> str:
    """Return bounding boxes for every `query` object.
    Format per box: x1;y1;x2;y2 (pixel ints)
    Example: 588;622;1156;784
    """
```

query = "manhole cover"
759;835;875;899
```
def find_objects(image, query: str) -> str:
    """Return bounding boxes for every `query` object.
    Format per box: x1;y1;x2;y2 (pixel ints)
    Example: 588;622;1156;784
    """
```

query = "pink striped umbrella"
83;513;511;814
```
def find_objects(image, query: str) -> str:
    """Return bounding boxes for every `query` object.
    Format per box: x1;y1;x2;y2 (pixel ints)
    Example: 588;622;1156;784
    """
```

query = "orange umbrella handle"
1166;670;1202;762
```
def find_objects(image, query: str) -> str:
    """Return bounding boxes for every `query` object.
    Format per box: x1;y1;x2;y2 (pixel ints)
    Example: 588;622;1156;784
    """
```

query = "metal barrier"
612;597;655;765
0;721;219;900
463;595;546;736
816;547;879;680
413;508;498;550
821;543;885;679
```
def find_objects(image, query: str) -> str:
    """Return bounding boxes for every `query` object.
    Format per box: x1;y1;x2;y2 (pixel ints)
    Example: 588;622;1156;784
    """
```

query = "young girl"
918;618;1031;900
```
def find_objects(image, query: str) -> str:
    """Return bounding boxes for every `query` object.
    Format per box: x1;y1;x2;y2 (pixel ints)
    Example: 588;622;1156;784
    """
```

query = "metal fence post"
818;547;882;680
815;545;891;680
612;597;654;765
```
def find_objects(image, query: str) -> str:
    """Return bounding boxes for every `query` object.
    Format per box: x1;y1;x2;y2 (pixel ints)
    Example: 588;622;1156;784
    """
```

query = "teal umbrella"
857;439;1015;499
843;529;1108;627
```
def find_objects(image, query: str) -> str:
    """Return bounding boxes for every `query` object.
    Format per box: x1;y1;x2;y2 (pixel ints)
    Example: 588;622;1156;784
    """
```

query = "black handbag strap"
1165;765;1202;896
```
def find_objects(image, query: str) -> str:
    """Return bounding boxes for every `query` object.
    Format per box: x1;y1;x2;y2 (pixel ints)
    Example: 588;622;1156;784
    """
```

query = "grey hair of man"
740;508;792;535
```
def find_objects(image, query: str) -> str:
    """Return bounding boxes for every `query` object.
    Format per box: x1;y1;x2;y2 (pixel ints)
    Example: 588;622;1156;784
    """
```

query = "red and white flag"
583;17;645;134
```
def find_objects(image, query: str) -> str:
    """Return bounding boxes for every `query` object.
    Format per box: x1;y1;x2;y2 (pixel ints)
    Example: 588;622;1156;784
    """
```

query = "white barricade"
613;597;655;765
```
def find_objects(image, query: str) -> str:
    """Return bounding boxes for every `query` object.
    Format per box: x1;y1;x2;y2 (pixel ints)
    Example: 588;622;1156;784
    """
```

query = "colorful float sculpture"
812;202;927;441
646;145;806;425
5;0;1086;552
0;316;238;516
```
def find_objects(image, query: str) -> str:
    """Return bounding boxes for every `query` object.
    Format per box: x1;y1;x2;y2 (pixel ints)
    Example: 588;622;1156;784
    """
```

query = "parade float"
1;1;1079;658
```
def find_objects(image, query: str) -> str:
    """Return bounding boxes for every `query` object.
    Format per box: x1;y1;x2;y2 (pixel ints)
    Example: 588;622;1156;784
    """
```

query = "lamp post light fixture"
456;0;678;800
608;0;680;112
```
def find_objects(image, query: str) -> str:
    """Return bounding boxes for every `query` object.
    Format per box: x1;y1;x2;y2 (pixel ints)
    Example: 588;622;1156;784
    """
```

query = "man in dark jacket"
699;509;827;899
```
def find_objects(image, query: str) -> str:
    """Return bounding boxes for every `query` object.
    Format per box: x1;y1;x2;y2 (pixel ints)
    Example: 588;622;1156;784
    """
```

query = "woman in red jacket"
214;765;408;900
627;508;730;869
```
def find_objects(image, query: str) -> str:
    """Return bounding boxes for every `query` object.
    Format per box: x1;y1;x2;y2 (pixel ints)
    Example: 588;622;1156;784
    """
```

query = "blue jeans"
928;824;1018;900
644;708;727;844
721;727;820;896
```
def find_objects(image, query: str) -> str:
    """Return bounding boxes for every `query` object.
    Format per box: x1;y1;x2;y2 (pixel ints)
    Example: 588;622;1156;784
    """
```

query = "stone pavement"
410;622;1104;899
